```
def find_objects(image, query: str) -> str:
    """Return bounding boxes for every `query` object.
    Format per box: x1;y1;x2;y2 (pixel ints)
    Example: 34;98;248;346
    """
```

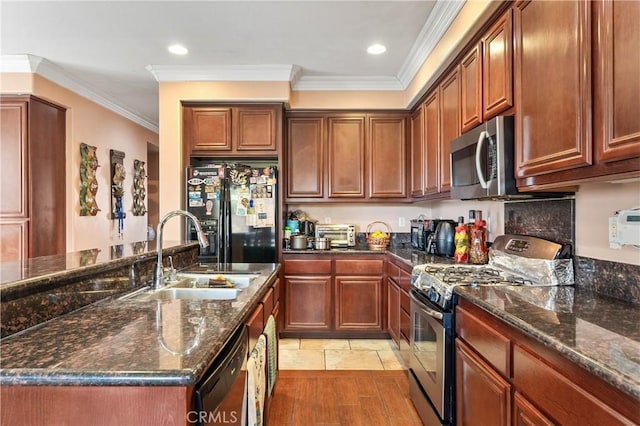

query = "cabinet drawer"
272;278;280;305
398;268;411;292
385;261;400;280
400;309;410;341
335;258;384;275
284;259;331;275
261;287;274;322
513;345;633;425
456;305;510;377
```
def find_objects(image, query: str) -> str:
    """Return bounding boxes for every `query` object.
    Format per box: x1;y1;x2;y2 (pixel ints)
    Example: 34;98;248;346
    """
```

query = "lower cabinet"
386;258;412;359
387;278;401;343
282;254;387;337
456;298;639;426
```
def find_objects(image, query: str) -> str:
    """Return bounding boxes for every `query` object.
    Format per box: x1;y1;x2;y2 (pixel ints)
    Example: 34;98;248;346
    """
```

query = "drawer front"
456;305;510;377
261;287;275;321
513;345;634;425
272;278;280;305
284;259;332;275
398;268;411;292
335;258;384;275
385;261;400;280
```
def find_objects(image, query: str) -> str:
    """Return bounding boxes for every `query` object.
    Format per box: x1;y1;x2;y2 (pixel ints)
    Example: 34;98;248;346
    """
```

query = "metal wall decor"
132;159;147;216
110;149;126;237
79;143;100;216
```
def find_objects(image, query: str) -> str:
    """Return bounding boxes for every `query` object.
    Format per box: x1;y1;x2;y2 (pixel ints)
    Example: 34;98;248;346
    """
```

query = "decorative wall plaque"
110;149;126;237
79;143;100;216
132;159;147;216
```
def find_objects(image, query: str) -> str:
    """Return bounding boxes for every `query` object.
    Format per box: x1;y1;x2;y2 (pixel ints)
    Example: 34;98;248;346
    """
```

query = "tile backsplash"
505;198;639;305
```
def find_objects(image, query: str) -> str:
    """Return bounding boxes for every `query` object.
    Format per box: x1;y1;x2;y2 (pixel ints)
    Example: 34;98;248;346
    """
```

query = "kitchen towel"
247;335;266;426
264;314;277;396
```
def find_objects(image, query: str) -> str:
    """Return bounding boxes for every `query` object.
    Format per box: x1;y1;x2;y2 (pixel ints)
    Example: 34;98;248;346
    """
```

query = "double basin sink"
121;272;259;301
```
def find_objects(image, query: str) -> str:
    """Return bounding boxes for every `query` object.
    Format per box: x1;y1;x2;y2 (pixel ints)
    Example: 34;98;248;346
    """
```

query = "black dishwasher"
194;324;248;426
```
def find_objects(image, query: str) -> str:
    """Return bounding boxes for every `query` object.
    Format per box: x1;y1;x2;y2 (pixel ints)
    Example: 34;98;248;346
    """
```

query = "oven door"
410;290;454;424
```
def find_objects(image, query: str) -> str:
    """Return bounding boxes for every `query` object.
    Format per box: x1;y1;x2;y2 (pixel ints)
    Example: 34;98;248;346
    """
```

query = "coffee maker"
299;220;316;237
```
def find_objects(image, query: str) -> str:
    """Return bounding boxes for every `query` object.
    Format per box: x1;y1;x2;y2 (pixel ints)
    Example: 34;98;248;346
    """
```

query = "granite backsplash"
505;198;640;305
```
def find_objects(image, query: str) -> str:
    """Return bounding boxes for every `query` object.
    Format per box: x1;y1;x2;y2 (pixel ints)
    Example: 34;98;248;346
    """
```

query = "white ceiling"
0;1;464;132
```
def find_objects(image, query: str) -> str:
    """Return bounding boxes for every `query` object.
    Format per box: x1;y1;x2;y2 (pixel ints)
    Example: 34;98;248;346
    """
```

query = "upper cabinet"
514;0;592;179
514;0;639;189
183;103;282;158
423;90;441;197
410;105;425;197
285;112;408;202
439;68;461;195
460;9;513;133
593;0;640;164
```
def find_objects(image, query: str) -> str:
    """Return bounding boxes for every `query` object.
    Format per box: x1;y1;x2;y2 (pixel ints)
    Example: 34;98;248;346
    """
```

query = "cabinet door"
247;302;265;351
387;278;401;345
0;220;28;262
439;68;461;194
461;43;483;132
286;117;325;198
335;276;382;330
327;116;366;198
513;391;554;426
410;106;425;198
514;0;592;178
593;0;640;163
0;100;28;218
235;107;277;151
368;116;407;198
483;9;513;120
456;339;511;426
423;91;440;196
184;107;232;152
284;276;332;330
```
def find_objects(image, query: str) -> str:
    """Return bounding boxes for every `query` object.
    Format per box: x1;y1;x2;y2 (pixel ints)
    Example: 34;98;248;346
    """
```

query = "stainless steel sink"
174;272;258;288
125;286;240;301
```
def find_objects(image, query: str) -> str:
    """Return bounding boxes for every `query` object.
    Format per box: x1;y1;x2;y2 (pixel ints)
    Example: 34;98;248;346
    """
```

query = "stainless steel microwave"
315;224;356;248
449;115;518;200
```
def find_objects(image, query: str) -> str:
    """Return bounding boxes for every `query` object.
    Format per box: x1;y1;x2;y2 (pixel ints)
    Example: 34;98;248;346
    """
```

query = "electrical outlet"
324;217;332;224
398;216;406;227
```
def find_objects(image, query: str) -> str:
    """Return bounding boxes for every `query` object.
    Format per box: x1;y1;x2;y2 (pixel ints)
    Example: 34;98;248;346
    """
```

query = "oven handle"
410;292;443;320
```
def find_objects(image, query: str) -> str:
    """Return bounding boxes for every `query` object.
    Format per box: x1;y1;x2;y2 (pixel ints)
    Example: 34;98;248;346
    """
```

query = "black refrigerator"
186;162;278;264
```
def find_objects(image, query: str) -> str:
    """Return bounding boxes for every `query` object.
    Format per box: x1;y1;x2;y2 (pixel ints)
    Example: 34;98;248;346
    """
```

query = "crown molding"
396;0;466;88
146;64;298;83
1;54;159;133
293;75;404;91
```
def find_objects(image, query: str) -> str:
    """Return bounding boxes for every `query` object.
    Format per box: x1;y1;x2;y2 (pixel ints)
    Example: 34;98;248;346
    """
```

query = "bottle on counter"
283;226;292;249
454;216;469;263
470;218;489;264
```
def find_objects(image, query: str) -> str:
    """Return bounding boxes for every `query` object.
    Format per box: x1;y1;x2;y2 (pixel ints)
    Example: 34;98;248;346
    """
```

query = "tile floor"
279;338;407;371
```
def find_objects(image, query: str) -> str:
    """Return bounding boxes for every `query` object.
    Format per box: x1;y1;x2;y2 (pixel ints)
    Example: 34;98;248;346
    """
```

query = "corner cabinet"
285;112;408;203
183;103;282;158
456;298;639;426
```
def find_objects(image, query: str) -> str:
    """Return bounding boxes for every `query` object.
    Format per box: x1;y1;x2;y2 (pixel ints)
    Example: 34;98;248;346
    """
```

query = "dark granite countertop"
0;262;280;387
455;286;640;399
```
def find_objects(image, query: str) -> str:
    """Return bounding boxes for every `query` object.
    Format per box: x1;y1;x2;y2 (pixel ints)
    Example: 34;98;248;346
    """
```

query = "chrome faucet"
154;210;209;290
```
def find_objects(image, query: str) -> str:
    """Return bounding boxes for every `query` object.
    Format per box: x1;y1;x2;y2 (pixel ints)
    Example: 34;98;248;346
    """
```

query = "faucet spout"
154;210;209;289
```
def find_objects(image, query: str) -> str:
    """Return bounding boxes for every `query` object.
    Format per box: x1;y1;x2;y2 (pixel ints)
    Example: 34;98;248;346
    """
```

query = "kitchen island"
0;241;280;425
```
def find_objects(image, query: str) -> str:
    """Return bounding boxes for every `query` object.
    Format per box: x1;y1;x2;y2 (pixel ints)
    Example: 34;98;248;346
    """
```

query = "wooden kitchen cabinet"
183;103;281;158
283;257;332;331
387;278;401;344
439;67;461;194
335;276;383;330
410;105;425;198
327;116;366;198
593;0;640;165
386;258;412;353
456;339;511;426
513;0;592;179
368;115;407;198
482;9;513;121
423;90;440;197
286;117;324;198
0;95;66;262
456;298;639;425
460;43;483;132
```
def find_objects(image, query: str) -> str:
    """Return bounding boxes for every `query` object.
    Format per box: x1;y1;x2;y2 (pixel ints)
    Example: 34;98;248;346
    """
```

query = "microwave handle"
475;131;489;189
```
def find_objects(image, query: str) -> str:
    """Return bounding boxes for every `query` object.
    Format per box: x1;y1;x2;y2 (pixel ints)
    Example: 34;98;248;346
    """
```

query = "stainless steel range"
408;234;572;425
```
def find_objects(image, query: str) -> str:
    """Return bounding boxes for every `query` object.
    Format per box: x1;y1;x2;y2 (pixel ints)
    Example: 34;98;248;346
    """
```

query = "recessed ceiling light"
168;44;188;55
367;44;387;55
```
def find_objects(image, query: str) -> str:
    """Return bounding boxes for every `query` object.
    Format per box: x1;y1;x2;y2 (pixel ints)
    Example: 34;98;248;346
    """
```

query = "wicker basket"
366;221;391;250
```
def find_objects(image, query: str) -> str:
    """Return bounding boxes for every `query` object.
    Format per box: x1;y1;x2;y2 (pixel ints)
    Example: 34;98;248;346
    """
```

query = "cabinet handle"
476;131;489;189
